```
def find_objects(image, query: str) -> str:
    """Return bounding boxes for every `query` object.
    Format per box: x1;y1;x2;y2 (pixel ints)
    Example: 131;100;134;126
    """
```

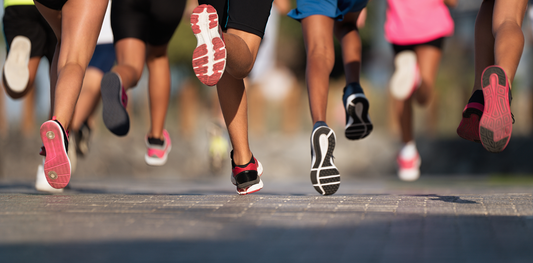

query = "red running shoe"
40;118;70;189
479;66;513;153
190;4;226;87
230;152;263;195
457;102;483;143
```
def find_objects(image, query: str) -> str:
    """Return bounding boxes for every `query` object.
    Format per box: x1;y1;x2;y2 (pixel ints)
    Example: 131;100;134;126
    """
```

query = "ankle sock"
313;121;328;131
231;151;255;168
468;90;484;105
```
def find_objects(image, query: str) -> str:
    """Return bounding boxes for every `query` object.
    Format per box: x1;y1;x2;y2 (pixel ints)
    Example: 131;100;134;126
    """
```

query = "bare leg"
413;45;442;105
113;38;146;90
301;15;335;124
70;67;103;131
218;28;262;165
334;12;362;85
146;44;171;140
35;0;108;129
472;0;527;93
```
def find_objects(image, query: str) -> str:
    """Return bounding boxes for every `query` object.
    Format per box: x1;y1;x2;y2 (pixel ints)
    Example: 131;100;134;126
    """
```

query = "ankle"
231;150;252;166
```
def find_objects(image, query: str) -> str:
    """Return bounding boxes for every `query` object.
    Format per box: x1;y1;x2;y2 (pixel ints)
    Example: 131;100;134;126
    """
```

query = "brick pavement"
0;178;532;263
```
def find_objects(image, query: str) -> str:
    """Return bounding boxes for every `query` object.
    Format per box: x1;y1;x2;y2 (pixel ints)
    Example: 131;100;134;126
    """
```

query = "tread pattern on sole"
479;66;512;153
311;127;340;195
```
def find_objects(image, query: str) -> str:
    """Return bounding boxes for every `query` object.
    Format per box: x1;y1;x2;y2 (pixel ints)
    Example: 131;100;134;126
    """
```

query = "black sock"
468;90;484;105
231;151;255;168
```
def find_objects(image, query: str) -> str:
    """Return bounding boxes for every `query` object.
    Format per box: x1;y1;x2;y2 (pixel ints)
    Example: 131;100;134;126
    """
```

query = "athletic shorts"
88;43;116;73
392;37;445;55
3;5;57;62
288;0;368;21
199;0;273;38
111;0;185;46
34;0;67;10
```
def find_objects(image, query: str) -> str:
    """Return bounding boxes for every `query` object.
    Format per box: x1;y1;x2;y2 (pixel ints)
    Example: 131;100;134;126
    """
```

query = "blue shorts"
88;43;116;73
288;0;368;21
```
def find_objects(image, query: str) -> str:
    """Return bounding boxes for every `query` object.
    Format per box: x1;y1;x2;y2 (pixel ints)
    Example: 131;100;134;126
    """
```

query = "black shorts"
3;5;57;62
199;0;273;38
111;0;186;46
34;0;67;10
392;37;445;55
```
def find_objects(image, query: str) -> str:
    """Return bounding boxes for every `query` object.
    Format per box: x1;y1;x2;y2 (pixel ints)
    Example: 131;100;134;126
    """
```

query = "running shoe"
390;50;419;100
479;66;513;153
343;82;373;140
397;151;421;181
35;158;64;193
190;4;226;87
40;118;71;189
3;35;31;93
310;125;340;195
457;103;483;143
230;151;263;195
74;122;91;156
101;72;129;136
145;129;172;166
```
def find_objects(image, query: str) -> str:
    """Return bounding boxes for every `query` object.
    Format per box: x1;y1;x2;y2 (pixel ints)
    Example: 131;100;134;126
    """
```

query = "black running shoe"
343;82;373;140
310;125;340;195
101;72;129;136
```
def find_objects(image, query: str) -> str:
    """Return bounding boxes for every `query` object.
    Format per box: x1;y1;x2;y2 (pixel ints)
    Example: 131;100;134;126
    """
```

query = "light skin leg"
217;28;262;165
34;0;108;129
70;67;103;131
146;44;171;140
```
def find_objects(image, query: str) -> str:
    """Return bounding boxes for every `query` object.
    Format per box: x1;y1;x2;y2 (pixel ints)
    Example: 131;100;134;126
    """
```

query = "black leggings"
111;0;185;46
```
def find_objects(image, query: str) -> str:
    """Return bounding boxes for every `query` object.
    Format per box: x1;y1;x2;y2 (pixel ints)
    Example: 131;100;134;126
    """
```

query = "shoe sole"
235;160;264;195
345;93;373;140
4;36;31;93
457;104;483;143
35;161;64;193
390;50;418;100
479;66;512;153
191;4;226;87
310;127;340;195
101;72;130;136
40;121;71;189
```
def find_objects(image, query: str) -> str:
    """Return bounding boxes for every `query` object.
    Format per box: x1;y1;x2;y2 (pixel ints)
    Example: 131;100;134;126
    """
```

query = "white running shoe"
3;36;31;93
390;50;419;100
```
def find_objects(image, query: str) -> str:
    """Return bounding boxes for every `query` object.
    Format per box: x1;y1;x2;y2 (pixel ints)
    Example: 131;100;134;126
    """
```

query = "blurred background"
1;0;533;183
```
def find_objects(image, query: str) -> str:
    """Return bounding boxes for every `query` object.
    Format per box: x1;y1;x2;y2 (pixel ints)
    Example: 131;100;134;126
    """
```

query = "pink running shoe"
40;118;71;189
145;130;172;166
479;66;513;153
190;4;226;87
397;152;421;182
457;102;483;143
230;152;264;195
